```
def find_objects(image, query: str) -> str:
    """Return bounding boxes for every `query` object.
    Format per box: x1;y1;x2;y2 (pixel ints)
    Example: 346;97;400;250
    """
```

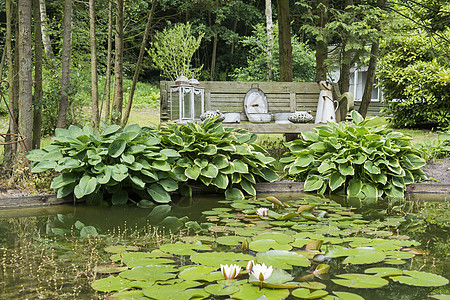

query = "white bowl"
273;112;292;124
223;112;241;123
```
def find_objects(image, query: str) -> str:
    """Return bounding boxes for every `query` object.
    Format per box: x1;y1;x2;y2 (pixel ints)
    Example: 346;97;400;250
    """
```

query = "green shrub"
281;111;427;199
26;118;278;204
149;118;279;200
416;133;450;161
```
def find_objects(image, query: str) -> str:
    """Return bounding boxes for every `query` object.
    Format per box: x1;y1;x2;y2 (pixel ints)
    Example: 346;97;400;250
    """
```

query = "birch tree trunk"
111;0;124;125
33;0;43;149
57;0;72;128
39;0;55;60
89;0;99;130
122;0;157;127
277;0;293;82
265;0;274;81
18;0;33;152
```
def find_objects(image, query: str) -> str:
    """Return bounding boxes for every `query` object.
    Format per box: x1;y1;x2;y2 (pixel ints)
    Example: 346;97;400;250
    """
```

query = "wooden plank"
222;123;319;133
290;92;296;112
199;81;320;94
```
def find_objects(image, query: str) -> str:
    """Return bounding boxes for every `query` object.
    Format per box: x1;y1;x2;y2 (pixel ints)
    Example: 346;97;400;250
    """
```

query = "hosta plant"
281;111;427;199
26;124;179;205
147;117;279;200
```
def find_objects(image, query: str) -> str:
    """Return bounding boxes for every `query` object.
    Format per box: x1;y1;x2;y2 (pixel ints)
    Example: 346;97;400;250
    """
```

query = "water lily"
251;263;273;282
256;208;269;217
246;260;254;271
220;264;241;279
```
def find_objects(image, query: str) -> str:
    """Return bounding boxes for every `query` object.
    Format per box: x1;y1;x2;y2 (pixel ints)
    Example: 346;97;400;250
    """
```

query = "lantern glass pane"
183;91;192;119
171;90;180;120
194;92;202;119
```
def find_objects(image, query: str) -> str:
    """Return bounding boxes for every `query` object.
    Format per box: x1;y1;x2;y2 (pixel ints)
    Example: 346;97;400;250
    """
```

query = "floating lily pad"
159;242;212;255
190;252;254;267
93;264;128;274
231;202;255;210
142;281;207;300
126;258;174;268
292;288;328;299
204;283;240;296
216;235;244;246
119;265;177;282
182;236;215;243
256;250;310;269
249;239;293;252
104;245;140;254
249;268;294;287
383;259;406;265
253;232;294;244
178;266;222;282
106;290;146;300
332;273;389;288
390;271;449;287
385;251;414;259
230;283;290;300
91;276;130;292
343;249;386;265
364;267;403;277
299;282;327;290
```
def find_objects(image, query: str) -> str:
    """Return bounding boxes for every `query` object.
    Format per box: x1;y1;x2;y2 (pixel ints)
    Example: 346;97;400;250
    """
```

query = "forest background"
0;0;448;175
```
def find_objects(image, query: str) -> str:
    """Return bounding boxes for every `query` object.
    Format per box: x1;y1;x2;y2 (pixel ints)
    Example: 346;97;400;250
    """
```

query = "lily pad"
249;268;294;287
104;245;140;254
332;273;389;288
249;239;293;252
216;235;244;246
190;252;254;267
142;281;207;300
364;267;403;277
323;291;365;300
390;270;449;287
159;242;212;255
291;288;328;299
178;266;223;282
106;290;146;300
253;232;294;244
342;249;386;265
256;250;310;269
299;282;327;290
230;283;290;300
110;252;169;264
91;276;131;292
119;265;177;282
204;283;240;296
126;258;175;268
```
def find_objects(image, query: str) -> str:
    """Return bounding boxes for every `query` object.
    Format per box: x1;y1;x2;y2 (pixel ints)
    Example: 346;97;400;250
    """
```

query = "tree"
111;0;124;125
102;0;113;123
314;0;329;82
33;0;43;149
39;0;55;60
89;0;99;130
57;0;72;128
149;23;204;80
18;0;33;152
266;0;274;80
277;0;293;82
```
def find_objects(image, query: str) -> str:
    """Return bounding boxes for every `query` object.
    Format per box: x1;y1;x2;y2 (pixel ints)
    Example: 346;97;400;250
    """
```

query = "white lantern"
169;74;204;123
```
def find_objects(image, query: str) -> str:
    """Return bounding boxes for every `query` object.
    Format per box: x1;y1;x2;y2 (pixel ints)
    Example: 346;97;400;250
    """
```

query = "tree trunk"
122;0;157;127
210;32;218;80
265;0;274;81
277;0;293;82
39;0;55;60
315;0;328;82
111;0;124;125
89;0;99;130
230;17;237;55
57;0;72;128
101;0;113;122
358;40;379;118
18;0;33;153
33;0;43;149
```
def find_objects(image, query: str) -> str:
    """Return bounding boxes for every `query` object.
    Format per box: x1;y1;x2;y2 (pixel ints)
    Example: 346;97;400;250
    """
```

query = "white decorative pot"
273;113;292;124
223;112;241;123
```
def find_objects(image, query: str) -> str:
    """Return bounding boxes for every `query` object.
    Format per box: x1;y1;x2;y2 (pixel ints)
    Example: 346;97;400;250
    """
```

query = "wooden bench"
160;81;323;133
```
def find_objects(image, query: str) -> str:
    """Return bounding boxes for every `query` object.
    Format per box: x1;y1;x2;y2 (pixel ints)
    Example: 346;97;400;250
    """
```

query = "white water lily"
220;264;241;279
246;260;254;271
256;208;269;217
251;263;273;282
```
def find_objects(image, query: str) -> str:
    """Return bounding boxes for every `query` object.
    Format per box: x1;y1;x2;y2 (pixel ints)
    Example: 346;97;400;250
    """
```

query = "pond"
0;193;448;299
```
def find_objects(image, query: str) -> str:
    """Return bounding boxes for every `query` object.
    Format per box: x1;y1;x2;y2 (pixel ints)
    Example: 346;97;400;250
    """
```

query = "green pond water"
0;192;448;300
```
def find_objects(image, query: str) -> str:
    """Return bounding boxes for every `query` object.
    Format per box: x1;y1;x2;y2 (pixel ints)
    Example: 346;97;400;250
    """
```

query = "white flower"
251;263;273;282
220;264;241;279
256;208;269;217
246;260;254;271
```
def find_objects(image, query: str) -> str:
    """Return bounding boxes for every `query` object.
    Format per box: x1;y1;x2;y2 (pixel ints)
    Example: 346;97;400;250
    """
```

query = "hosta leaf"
225;188;244;200
212;155;229;169
351;111;364;124
160;148;180;158
159;178;179;192
293;154;314;168
329;172;345;191
211;173;229;190
404;154;426;169
240;179;256;196
302;131;320;142
108;139;127;158
152;160;171;171
101;124;121;136
31;161;57;173
148;184;171;203
194;158;208;169
185;165;201;180
233;160;249;173
130;175;145;189
318;161;335;173
202;144;217;155
201;164;219;178
339;163;354;176
347;179;362;196
51;173;78;189
364;161;381;174
304;175;324;192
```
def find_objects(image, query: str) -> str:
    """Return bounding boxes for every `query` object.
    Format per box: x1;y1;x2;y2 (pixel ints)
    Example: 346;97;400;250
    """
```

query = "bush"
281;111;427;199
26;118;278;205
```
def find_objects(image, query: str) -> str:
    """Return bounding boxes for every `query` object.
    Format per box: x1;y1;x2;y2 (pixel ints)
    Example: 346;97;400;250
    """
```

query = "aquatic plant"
282;111;427;199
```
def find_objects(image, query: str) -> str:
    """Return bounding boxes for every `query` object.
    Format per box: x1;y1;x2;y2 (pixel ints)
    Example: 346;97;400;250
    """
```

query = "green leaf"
329;172;345;191
347;179;362;196
201;164;219;178
152;160;171;171
31;161;57;173
233;160;248;173
293;154;314;168
185;165;201;180
339;162;354;176
108;139;127;158
304;175;324;192
292;288;328;299
332;273;389;288
390;271;449;287
225;188;244;200
80;226;98;238
240;179;256;196
159;178;178;192
351;111;364;124
148;184;171;203
211;173;229;190
112;190;128;205
91;276;130;292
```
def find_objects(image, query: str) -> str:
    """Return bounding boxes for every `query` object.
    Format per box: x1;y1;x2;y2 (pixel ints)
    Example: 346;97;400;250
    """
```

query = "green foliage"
231;23;315;82
149;22;204;80
377;32;450;129
149;117;278;199
416;133;450;161
282;111;427;199
26;119;278;204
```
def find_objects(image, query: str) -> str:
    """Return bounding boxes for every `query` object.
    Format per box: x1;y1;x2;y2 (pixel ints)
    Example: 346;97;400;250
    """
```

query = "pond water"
0;193;448;299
